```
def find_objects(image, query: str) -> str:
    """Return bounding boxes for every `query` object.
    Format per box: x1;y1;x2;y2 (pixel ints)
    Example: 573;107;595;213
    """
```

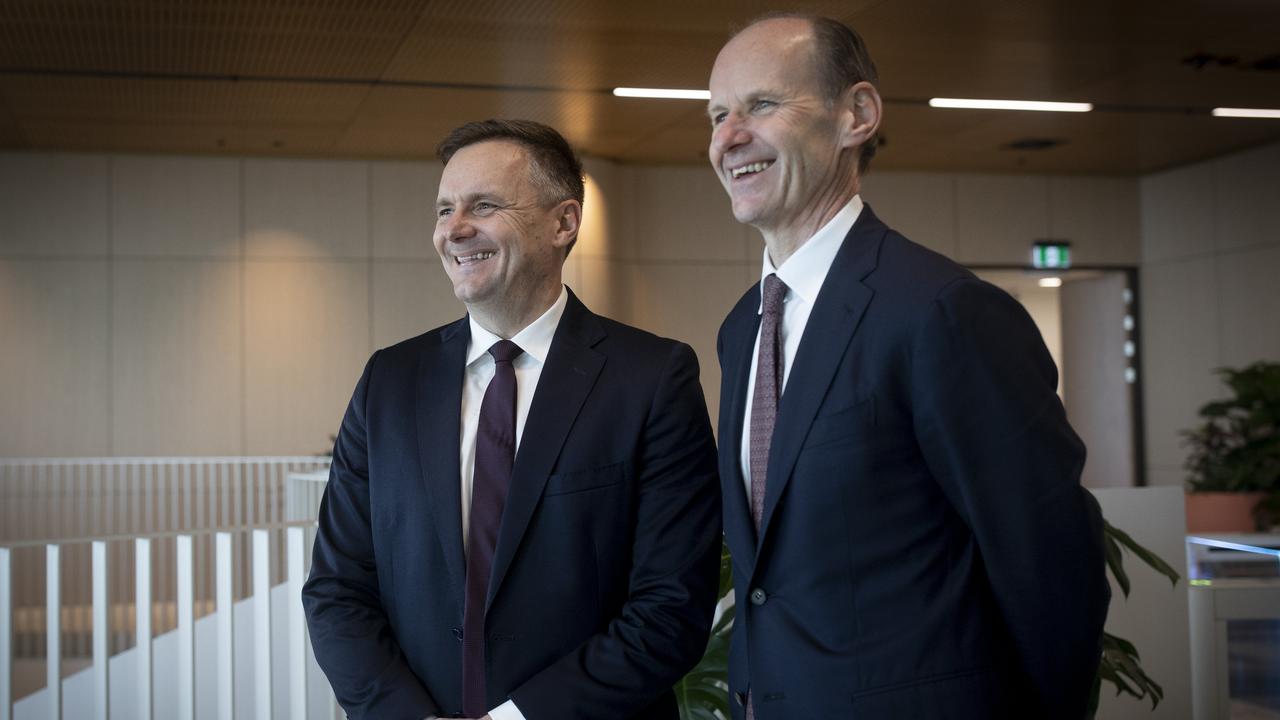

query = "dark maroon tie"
462;339;523;717
749;274;787;532
746;274;784;720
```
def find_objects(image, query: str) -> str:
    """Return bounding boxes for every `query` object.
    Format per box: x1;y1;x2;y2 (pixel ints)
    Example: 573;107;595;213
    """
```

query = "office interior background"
1;1;1278;718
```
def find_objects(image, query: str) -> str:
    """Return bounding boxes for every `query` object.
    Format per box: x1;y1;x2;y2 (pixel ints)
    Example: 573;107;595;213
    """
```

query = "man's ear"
840;81;882;151
551;199;582;251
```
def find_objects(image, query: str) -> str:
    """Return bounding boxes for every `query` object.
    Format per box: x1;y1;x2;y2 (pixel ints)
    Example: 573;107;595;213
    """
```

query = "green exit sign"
1032;241;1072;269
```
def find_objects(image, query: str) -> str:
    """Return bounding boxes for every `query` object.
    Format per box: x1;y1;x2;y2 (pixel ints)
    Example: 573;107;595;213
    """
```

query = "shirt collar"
466;286;569;366
758;195;863;313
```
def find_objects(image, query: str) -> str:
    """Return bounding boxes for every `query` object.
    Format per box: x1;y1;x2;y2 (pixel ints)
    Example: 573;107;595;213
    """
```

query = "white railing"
0;458;330;662
1;522;337;720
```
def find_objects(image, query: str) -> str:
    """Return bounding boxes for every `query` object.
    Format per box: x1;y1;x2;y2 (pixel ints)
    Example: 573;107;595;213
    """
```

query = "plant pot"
1185;491;1266;533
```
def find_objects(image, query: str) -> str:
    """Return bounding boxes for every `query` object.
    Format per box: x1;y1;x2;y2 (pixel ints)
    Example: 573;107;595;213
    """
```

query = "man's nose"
438;213;476;243
711;114;750;157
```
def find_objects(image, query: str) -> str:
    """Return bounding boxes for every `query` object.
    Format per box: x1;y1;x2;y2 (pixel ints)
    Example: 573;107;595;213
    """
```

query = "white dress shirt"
454;285;568;720
738;196;863;499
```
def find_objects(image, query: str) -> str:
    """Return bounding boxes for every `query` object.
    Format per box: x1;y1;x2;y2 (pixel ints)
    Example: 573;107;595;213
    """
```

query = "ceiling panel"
0;0;1278;172
0;0;427;77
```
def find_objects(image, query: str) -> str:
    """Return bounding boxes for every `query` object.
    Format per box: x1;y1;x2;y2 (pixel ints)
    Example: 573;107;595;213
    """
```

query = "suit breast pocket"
543;461;628;497
802;396;876;451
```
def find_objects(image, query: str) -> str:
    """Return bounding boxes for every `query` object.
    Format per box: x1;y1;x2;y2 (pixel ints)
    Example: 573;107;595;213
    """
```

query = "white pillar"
176;535;194;720
215;533;233;720
1;547;12;720
135;538;152;720
287;527;306;720
91;541;108;720
46;544;60;720
252;530;272;720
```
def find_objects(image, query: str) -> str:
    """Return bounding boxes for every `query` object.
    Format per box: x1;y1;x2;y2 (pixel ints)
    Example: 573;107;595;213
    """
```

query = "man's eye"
753;100;775;112
474;202;495;213
436;207;452;218
711;112;727;126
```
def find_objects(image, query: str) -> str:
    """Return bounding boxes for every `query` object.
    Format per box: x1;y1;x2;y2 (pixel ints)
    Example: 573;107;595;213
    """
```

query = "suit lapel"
757;207;886;547
415;318;470;610
720;288;762;571
487;291;606;609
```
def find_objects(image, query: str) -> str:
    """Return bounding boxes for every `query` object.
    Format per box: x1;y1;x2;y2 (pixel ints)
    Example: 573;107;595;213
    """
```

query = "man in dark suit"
303;119;721;720
706;14;1110;719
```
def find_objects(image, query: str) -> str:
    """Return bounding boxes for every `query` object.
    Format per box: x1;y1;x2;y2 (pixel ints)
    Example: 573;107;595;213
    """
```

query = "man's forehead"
438;140;530;195
711;21;819;93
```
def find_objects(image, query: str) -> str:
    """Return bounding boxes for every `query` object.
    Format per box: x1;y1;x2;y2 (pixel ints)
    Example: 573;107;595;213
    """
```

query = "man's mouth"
730;160;774;180
455;251;496;265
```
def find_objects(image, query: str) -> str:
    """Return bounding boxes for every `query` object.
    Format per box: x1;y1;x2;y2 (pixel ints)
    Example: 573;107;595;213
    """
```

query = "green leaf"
1103;530;1130;598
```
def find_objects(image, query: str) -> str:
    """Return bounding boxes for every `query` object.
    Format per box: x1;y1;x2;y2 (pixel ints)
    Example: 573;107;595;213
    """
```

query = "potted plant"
1182;362;1280;532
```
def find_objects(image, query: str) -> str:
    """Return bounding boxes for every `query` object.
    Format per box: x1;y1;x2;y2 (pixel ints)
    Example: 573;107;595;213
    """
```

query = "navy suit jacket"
717;206;1110;719
304;291;721;719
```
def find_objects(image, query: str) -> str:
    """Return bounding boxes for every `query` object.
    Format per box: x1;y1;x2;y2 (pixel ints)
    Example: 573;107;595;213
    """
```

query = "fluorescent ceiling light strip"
929;98;1093;112
1212;107;1280;119
613;87;711;100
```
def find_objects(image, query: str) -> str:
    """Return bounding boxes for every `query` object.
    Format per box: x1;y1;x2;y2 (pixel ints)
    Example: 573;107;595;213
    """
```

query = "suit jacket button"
750;588;767;605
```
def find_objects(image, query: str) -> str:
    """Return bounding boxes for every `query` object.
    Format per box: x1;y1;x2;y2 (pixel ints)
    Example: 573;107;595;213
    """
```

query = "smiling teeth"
731;161;772;179
456;251;495;264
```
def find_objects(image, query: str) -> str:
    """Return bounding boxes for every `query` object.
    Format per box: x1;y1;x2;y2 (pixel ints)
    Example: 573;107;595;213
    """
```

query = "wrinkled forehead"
437;140;533;199
710;22;821;99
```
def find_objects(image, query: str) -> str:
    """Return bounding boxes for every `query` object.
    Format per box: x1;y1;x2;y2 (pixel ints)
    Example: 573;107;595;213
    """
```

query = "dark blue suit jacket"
716;206;1109;719
304;291;722;719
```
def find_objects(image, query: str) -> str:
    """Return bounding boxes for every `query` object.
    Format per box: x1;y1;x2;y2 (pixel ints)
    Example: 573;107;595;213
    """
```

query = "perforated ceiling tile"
0;0;427;77
1;0;1279;170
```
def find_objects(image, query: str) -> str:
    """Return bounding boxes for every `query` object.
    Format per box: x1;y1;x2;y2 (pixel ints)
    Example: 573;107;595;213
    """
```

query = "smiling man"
707;14;1110;719
304;119;721;720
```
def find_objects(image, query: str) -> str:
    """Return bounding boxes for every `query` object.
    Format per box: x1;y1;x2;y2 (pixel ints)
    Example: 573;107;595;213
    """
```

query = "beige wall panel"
372;259;463;350
1049;176;1140;266
0;259;109;456
581;157;625;261
1216;246;1280;368
244;158;369;259
861;172;957;259
111;155;241;258
627;166;751;263
627;263;752;430
1213;141;1280;252
0;153;108;257
111;260;242;455
244;260;370;455
1140;257;1221;482
371;160;440;259
954;174;1050;265
1139;163;1214;263
574;256;626;321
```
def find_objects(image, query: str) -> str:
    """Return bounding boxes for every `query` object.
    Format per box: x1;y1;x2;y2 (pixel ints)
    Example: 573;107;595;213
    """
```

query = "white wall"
1;150;1141;456
1139;140;1280;488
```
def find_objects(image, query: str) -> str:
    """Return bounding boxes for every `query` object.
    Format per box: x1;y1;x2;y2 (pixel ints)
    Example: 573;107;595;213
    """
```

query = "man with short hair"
707;15;1109;719
304;119;721;720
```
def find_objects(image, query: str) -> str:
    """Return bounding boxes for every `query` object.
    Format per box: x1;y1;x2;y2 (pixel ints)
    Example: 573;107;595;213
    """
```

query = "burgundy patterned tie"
462;339;523;717
749;274;787;532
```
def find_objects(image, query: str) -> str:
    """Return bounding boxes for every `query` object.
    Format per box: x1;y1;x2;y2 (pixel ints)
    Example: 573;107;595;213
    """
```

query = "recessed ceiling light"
929;98;1093;112
613;87;710;100
1212;107;1280;119
1038;277;1063;288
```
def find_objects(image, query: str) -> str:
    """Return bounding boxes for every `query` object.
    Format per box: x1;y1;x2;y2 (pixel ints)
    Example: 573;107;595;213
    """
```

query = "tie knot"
488;339;524;364
762;274;787;316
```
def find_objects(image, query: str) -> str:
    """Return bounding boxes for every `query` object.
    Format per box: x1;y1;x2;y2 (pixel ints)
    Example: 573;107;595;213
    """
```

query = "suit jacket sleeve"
910;277;1110;719
509;342;723;719
302;352;441;719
